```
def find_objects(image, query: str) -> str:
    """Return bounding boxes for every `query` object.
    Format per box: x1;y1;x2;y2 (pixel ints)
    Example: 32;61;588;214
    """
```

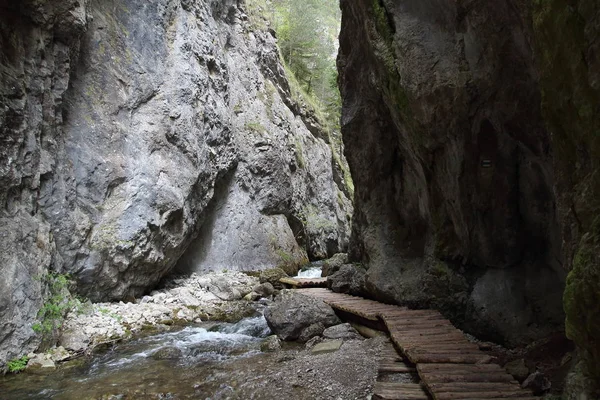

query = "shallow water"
1;316;272;399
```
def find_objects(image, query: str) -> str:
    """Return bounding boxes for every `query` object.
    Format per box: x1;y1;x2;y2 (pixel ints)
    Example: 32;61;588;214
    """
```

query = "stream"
1;265;328;399
1;315;272;399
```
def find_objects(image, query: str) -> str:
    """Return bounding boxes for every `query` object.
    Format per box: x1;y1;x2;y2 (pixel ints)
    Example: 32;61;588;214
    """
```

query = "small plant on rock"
7;355;29;373
32;272;79;346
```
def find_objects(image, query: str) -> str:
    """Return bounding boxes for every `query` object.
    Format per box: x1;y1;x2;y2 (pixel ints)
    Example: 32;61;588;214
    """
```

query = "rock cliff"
0;0;351;365
338;0;598;391
339;0;564;346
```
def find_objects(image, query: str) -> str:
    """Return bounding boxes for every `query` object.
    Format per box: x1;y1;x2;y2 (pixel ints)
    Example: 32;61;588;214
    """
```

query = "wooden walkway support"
279;277;327;288
299;288;538;400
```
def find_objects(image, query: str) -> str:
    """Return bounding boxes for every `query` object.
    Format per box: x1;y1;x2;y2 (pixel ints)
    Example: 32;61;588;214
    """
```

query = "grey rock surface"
338;0;565;345
322;323;362;341
311;339;343;355
321;253;348;277
0;0;351;365
264;290;340;341
327;264;366;297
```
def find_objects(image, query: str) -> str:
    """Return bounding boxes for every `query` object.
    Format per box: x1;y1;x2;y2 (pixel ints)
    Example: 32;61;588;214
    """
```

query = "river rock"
253;282;275;298
311;340;343;355
243;292;261;301
298;323;326;343
26;354;56;371
321;253;349;277
260;335;282;353
327;265;366;296
60;329;91;353
195;273;259;301
304;336;324;350
264;291;341;341
258;268;289;290
152;347;183;360
322;323;362;341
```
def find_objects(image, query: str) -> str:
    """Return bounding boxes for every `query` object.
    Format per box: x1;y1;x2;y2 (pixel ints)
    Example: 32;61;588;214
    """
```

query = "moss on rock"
532;0;600;390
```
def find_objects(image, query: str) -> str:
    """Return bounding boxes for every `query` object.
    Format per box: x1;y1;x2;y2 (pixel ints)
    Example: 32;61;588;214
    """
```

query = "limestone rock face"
0;0;351;366
338;0;565;345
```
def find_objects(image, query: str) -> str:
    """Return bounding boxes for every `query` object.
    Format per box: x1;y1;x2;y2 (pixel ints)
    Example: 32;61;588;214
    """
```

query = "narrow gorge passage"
1;0;599;399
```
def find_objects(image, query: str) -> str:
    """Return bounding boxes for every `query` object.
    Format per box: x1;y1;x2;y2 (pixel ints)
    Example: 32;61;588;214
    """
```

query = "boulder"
264;291;341;341
322;323;362;341
327;265;366;296
321;253;349;277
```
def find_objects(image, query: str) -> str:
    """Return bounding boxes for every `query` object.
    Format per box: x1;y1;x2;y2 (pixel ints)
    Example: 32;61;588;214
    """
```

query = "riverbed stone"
260;335;282;353
258;268;289;290
244;292;261;301
311;340;343;355
26;354;56;371
298;323;326;343
253;282;275;298
264;291;341;341
322;323;362;341
151;347;183;360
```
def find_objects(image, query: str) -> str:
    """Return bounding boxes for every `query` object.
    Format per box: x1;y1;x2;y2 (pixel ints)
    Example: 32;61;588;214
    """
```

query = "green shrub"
7;356;29;373
32;272;80;344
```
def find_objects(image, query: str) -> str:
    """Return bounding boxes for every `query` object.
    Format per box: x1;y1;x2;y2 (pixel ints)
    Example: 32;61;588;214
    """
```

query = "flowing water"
295;262;323;279
0;316;272;399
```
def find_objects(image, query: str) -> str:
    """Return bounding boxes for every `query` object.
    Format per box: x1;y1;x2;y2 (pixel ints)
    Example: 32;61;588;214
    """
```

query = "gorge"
1;0;599;398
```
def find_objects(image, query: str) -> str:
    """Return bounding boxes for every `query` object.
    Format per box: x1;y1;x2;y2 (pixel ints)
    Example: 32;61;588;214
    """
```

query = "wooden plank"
373;382;430;400
431;391;534;400
406;352;493;364
426;382;523;391
455;398;539;400
378;362;416;373
417;364;505;372
420;372;516;383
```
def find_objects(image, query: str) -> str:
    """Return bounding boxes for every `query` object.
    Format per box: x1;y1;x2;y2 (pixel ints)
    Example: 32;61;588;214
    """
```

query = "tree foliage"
269;0;342;130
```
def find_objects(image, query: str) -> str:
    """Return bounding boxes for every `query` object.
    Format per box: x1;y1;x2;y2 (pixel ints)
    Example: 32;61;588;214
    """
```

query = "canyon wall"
338;0;598;390
532;0;600;390
0;0;352;366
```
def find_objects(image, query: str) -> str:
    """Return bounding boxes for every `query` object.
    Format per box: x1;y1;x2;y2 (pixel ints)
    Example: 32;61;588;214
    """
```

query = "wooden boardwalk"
299;288;538;400
279;276;327;288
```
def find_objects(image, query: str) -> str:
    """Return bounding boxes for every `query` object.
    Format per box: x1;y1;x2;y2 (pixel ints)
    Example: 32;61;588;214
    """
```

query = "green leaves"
32;272;79;343
7;356;29;373
250;0;342;131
